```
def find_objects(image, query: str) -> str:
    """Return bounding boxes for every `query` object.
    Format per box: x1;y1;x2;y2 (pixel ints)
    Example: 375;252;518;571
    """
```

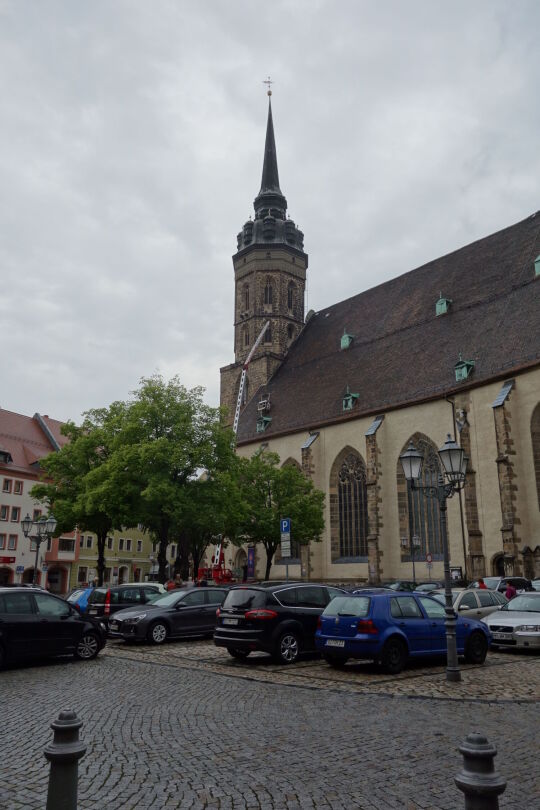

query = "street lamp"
21;513;57;586
399;435;468;683
400;533;421;582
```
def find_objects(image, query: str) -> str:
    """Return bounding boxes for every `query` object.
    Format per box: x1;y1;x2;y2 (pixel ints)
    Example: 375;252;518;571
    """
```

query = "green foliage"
237;451;325;579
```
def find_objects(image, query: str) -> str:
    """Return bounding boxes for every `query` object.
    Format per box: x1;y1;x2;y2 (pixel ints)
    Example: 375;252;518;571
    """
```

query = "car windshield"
502;594;540;613
323;596;370;618
223;588;267;610
483;577;500;589
149;590;188;607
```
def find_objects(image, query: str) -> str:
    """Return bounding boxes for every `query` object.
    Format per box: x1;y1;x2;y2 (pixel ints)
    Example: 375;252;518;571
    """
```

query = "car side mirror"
175;602;185;609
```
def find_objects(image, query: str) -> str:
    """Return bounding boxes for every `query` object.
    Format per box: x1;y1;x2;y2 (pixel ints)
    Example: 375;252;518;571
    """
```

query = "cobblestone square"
0;641;538;809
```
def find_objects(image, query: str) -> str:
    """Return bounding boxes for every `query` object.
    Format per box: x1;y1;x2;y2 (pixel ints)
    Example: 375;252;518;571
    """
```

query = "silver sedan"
482;593;540;650
429;588;507;620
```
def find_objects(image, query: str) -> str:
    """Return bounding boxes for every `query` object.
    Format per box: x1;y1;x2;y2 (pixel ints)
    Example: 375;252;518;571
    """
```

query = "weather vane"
263;76;273;97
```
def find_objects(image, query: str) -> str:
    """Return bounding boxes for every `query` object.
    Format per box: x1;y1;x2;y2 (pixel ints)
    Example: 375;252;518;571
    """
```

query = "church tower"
220;91;308;424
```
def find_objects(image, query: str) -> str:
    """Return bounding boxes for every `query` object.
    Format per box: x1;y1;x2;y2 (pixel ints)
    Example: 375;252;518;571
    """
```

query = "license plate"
109;622;118;630
223;618;239;626
326;639;345;648
89;608;97;614
493;632;511;640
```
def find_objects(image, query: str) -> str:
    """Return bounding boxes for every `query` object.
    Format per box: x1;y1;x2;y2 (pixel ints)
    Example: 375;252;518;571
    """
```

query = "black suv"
0;586;106;668
214;582;345;664
86;584;164;623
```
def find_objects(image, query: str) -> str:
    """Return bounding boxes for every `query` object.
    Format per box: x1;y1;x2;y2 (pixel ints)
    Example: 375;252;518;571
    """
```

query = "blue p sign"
281;518;291;534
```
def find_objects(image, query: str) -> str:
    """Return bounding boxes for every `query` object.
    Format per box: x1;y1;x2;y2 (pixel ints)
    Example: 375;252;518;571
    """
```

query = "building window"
170;544;176;559
243;284;250;311
8;534;17;550
264;324;272;343
119;538;124;551
30;539;38;551
137;540;142;553
86;536;93;549
243;326;250;347
107;537;114;550
0;534;5;549
33;509;42;521
287;282;295;311
59;538;75;553
104;567;112;583
287;324;294;341
78;566;88;584
14;480;23;495
2;479;12;493
0;505;8;521
399;436;443;559
11;507;20;522
337;453;368;558
79;535;84;548
126;539;132;552
264;280;273;306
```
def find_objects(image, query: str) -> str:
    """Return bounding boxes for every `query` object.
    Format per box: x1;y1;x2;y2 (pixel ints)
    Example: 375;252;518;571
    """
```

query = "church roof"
236;211;540;444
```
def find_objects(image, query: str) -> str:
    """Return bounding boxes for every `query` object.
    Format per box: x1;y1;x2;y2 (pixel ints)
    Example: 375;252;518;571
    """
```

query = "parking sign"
281;518;291;534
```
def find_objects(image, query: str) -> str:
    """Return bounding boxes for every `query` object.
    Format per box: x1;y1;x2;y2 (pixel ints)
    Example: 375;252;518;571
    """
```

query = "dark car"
384;580;418;592
0;586;106;668
214;582;346;664
315;591;491;673
108;587;229;644
86;583;165;623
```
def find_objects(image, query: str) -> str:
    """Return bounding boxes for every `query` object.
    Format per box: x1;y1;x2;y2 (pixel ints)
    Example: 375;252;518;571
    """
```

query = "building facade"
221;99;540;584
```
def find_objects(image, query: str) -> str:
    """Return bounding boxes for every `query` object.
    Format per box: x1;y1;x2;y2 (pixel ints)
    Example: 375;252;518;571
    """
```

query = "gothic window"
337;453;368;557
264;280;273;306
287;281;296;311
264;324;272;343
401;437;443;558
287;324;294;341
532;404;540;509
243;284;250;311
243;326;250;347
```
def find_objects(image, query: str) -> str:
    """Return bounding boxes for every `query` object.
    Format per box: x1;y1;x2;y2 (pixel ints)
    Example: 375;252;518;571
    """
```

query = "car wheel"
147;621;168;645
75;632;100;661
227;648;250;660
323;654;348;669
273;631;301;664
380;637;408;674
464;631;488;664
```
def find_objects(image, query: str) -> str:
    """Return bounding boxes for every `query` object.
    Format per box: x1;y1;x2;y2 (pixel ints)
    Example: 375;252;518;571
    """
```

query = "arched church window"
531;404;540;509
400;436;443;558
264;324;272;343
287;281;295;311
287;324;294;341
243;326;250;347
243;284;250;311
264;280;273;306
337;453;368;557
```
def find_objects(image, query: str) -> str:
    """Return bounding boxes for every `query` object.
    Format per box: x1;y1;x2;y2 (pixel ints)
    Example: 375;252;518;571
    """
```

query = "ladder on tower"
232;320;270;436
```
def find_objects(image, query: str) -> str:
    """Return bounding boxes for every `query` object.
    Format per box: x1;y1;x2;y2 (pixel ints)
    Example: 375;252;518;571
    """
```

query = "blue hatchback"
315;591;491;673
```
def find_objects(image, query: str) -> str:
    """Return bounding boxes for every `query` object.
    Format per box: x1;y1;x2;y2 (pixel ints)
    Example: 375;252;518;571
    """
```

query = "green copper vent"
436;293;452;316
341;330;354;350
454;354;475;382
256;415;272;433
342;386;359;411
535;255;540;277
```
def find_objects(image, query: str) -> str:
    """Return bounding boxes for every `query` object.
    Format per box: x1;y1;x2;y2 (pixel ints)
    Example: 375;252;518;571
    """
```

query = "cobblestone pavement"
1;640;538;809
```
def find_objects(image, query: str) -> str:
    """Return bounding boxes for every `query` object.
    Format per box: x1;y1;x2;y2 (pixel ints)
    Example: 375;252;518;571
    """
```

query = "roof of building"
0;409;66;475
236;211;540;444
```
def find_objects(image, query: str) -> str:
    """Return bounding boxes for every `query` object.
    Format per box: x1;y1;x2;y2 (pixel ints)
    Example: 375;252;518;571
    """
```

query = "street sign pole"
280;518;291;583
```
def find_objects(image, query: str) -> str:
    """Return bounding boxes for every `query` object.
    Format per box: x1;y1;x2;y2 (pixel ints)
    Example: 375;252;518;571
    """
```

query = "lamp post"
399;435;468;683
21;513;57;586
401;530;421;583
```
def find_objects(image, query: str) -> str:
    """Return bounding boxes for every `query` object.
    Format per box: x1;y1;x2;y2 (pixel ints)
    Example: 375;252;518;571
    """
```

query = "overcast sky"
1;1;539;423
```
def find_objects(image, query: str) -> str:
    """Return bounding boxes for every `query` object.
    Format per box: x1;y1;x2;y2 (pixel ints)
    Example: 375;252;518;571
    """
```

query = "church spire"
259;98;282;195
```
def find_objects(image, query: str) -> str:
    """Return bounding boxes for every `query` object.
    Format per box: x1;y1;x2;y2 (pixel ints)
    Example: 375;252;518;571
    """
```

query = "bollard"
455;733;507;810
43;710;87;810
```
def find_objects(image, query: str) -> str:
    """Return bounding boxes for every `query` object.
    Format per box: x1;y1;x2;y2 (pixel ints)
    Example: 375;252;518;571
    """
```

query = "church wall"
235;366;540;583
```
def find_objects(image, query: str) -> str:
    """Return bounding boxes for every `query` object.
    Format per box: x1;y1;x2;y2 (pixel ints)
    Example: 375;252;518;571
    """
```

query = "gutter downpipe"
446;396;469;583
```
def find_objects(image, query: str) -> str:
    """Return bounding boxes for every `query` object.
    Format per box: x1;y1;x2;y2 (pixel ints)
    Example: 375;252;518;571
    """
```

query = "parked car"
86;583;165;623
531;579;540;592
466;576;533;593
414;581;445;592
482;592;540;651
108;587;229;643
315;591;491;673
0;586;106;668
66;587;93;613
214;583;346;664
429;588;507;619
384;580;418;592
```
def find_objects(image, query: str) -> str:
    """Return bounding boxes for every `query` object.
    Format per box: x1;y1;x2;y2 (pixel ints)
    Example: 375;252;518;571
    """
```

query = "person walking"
478;578;487;590
505;581;517;600
166;578;176;592
174;574;183;589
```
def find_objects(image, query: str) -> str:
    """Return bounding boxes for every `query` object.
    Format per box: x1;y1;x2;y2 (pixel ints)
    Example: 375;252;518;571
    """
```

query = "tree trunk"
176;531;190;580
264;545;274;581
157;526;169;583
96;533;107;586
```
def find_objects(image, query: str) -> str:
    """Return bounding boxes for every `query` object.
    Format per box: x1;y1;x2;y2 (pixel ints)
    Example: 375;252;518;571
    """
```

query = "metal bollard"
455;733;507;810
43;710;87;810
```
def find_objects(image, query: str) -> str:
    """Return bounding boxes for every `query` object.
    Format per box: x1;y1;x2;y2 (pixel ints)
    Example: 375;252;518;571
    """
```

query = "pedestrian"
505;581;517;600
91;577;98;588
478;578;487;590
166;578;176;591
174;574;183;588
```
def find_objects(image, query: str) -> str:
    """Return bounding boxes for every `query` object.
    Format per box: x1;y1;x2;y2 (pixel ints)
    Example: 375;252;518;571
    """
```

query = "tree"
86;375;234;583
237;451;325;580
30;413;118;586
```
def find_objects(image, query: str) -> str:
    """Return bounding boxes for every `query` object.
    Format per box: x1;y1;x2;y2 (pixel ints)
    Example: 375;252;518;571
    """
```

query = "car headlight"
515;624;540;632
124;614;147;623
100;622;107;631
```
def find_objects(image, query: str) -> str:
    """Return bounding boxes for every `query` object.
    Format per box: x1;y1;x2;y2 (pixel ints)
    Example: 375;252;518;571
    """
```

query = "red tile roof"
237;211;540;443
0;409;64;475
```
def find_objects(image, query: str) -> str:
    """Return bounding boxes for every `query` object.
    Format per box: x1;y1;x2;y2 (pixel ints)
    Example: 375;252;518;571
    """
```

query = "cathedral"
220;94;540;584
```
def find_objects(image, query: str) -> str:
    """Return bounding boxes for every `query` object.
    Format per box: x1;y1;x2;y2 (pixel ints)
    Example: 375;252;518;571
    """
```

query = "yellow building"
221;98;540;584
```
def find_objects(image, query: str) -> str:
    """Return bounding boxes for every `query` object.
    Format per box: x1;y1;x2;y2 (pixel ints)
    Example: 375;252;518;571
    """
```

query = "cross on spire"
262;75;273;97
